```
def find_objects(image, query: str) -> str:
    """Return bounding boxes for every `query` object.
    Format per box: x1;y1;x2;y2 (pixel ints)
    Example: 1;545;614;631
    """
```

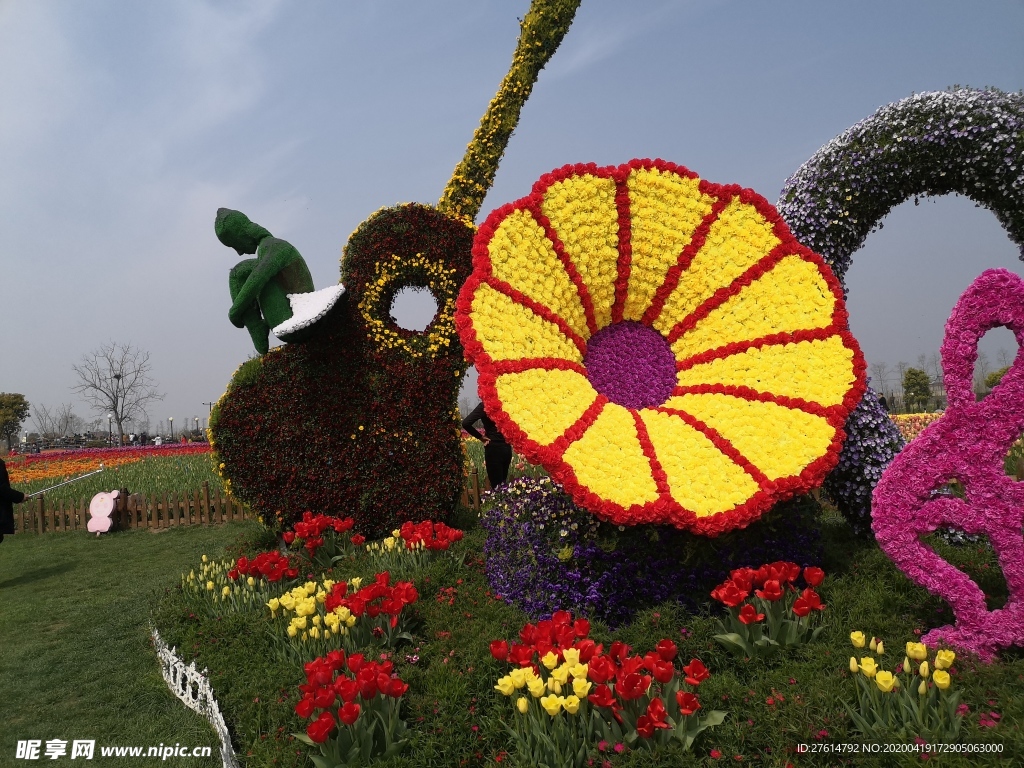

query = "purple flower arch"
777;87;1024;534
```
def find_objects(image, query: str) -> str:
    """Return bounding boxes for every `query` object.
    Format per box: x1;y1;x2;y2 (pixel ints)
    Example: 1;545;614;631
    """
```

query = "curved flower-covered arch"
456;159;867;535
777;88;1024;534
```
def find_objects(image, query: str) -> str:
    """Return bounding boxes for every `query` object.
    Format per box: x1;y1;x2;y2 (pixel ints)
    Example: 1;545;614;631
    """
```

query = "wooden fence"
14;470;491;534
13;481;250;534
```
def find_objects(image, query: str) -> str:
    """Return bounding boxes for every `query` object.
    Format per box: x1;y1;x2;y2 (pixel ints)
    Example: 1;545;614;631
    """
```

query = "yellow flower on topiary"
455;159;866;534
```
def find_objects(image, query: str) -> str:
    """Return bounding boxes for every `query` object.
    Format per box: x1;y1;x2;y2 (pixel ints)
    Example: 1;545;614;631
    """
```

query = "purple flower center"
583;321;677;410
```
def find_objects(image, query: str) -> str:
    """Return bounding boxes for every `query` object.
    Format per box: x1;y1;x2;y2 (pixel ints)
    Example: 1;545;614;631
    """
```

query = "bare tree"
71;342;164;445
56;403;85;436
997;347;1014;368
974;350;991;392
869;362;892;393
32;403;59;440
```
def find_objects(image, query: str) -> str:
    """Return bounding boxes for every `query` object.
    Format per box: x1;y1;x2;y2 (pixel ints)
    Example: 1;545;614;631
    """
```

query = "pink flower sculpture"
872;268;1024;661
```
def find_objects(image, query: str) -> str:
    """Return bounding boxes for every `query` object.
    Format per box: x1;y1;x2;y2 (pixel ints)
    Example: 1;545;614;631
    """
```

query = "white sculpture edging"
151;627;239;768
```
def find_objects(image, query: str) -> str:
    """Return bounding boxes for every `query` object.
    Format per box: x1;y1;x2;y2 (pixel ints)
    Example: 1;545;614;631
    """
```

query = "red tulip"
636;714;655;739
573;618;590;638
339;701;360;726
616;672;651;701
683;658;710;686
655;638;678;662
609;641;631;663
738;604;765;625
802;566;825;587
588;684;618;709
729;567;757;593
792;597;811;618
295;695;315;719
676;691;701;716
313;687;336;709
755;579;784;602
489;640;510;661
798;587;825;611
587;654;616;684
282;531;296;545
710;580;748;607
306;711;336;743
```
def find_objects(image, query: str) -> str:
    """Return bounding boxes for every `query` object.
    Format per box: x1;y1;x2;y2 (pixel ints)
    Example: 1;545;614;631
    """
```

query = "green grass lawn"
4;504;1024;768
0;523;253;767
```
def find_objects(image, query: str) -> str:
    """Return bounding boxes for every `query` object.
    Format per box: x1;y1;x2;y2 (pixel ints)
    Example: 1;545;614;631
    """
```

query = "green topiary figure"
217;208;345;355
210;1;581;534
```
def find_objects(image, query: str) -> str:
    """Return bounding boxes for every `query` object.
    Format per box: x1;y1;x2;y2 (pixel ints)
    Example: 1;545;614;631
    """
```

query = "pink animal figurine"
872;268;1024;661
87;490;119;536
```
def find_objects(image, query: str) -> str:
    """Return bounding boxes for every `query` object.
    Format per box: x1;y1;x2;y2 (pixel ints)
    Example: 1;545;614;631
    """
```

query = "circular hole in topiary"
390;286;439;332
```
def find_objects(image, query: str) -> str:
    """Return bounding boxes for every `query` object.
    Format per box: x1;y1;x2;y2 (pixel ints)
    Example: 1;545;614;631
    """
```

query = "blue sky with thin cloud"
2;0;1022;434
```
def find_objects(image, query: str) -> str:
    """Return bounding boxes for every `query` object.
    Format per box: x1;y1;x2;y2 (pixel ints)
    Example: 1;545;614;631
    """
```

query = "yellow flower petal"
495;367;597;446
470;283;583;363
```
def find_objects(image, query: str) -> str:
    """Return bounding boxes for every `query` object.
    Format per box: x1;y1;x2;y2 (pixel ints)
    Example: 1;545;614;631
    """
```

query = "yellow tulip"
570;663;588;680
312;615;322;627
206;581;214;591
540;695;563;717
528;678;546;698
874;671;896;693
903;656;912;674
906;642;928;661
869;637;878;652
563;695;581;714
286;625;297;638
509;668;529;689
932;670;951;690
850;631;866;648
550;664;570;685
494;676;515;696
546;678;562;694
858;657;878;678
918;680;928;696
934;649;956;670
309;626;320;639
919;661;929;679
562;648;580;666
541;651;559;670
246;576;255;588
572;678;592;698
876;641;885;655
517;697;529;714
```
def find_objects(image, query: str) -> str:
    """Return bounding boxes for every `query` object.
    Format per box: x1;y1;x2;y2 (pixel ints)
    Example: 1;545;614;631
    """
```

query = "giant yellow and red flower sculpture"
455;159;866;535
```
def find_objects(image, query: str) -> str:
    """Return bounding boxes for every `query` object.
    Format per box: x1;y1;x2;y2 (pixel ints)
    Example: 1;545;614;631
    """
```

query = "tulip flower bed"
7;443;219;505
145;500;1024;768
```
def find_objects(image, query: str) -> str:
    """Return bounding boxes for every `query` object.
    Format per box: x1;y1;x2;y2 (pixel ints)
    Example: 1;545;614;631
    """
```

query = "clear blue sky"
2;0;1022;433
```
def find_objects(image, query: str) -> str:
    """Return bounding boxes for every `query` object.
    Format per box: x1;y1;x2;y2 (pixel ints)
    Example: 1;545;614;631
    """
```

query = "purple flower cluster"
583;321;677;409
821;382;905;536
777;88;1024;284
481;476;822;625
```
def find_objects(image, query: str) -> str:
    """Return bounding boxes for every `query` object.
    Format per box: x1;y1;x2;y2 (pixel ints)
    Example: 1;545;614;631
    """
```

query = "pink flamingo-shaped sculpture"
872;268;1024;661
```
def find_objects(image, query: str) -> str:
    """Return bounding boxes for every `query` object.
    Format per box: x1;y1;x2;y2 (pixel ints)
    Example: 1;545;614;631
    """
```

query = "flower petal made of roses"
639;408;758;516
671;255;835;361
562;402;660;509
675;336;856;407
664;393;835;481
541;174;619;331
623;167;715;322
470;283;584;363
488;209;590;340
652;197;780;336
495;367;599;447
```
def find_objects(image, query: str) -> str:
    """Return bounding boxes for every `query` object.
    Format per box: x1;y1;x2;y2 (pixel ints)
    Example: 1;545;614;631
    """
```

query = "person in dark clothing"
462;402;512;490
1;457;26;544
